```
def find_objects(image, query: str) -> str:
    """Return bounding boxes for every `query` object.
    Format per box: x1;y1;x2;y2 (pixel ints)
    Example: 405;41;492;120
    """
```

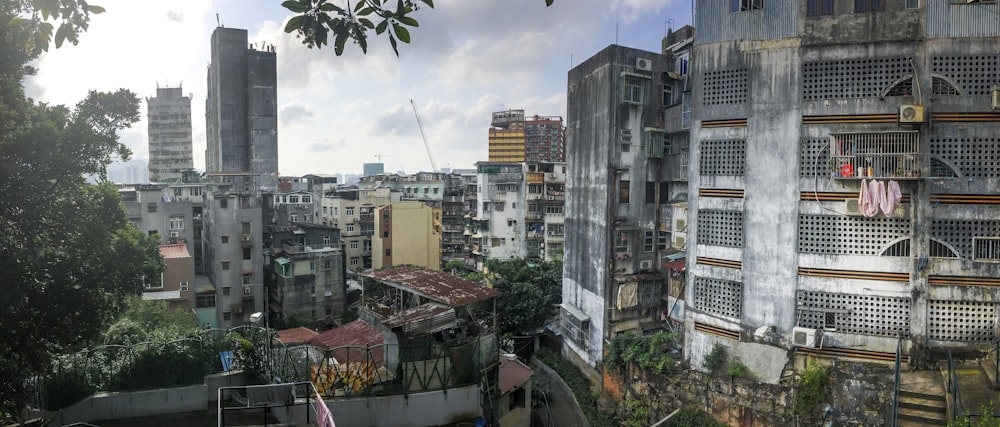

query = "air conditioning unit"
673;235;686;249
241;234;252;242
792;326;820;348
297;204;307;209
636;58;652;71
234;307;243;314
243;287;252;295
899;104;926;123
169;231;180;238
639;260;653;271
675;218;687;231
844;199;861;215
547;196;555;201
620;129;633;142
992;86;1000;111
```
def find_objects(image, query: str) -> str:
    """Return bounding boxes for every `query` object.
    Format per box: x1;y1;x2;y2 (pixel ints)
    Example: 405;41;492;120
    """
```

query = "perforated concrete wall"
797;291;910;338
928;300;997;342
800;138;829;178
930;219;1000;260
693;276;742;319
697;210;744;247
932;55;1000;96
703;68;749;105
699;139;746;176
799;215;912;256
929;137;1000;178
802;57;911;100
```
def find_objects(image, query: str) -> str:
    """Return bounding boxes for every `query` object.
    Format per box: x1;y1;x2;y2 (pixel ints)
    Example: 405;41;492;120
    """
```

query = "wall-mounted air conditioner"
673;235;686;249
243;287;252;295
169;231;180;238
844;199;860;215
548;173;557;179
639;260;653;271
792;326;820;348
636;58;652;72
899;104;925;123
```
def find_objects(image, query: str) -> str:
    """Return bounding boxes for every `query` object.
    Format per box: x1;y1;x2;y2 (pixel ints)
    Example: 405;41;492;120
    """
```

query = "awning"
663;259;686;271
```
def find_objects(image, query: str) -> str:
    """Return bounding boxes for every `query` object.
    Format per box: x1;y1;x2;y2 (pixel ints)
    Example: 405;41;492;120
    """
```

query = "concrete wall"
322;385;481;427
62;385;207;425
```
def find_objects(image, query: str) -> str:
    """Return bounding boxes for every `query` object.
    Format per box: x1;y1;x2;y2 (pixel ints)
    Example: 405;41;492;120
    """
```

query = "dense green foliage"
794;361;829;419
534;348;620;426
0;2;161;418
606;331;678;374
281;0;554;56
482;258;562;337
702;343;728;373
727;360;748;378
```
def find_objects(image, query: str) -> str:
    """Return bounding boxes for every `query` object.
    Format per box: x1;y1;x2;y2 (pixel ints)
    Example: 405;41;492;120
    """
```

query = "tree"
0;3;161;418
281;0;554;56
482;258;561;337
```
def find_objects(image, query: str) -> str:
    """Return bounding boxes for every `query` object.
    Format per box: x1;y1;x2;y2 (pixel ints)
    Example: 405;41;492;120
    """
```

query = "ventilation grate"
797;291;910;338
693;276;742;319
697;210;744;248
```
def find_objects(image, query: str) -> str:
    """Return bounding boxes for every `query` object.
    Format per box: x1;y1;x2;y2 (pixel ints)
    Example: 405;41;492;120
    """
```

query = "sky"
26;0;693;178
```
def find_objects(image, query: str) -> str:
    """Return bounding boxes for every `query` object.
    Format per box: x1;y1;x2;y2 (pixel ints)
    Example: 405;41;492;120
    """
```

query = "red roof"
309;320;385;366
275;327;318;345
159;244;190;259
499;356;533;395
364;266;501;307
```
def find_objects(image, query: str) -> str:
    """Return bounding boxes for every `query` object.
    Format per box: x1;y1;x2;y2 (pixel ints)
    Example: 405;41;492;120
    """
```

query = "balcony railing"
830;131;922;180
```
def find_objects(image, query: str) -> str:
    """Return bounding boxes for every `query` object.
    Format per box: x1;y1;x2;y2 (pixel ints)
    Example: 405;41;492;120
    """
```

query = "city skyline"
24;0;691;178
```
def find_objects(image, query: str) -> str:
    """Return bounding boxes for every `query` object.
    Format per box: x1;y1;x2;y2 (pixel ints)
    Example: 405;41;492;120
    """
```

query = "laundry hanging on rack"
858;179;880;217
882;180;902;216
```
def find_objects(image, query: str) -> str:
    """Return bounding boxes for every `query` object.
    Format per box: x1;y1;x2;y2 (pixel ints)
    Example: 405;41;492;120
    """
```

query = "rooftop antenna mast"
216;13;220;27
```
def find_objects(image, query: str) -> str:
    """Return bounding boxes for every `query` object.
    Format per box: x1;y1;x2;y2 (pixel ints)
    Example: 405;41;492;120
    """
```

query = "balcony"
830;131;922;180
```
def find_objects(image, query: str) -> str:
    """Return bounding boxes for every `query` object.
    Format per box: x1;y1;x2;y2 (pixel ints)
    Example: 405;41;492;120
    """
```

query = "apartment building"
373;201;442;271
146;86;193;183
268;223;346;326
488;109;566;163
322;187;392;271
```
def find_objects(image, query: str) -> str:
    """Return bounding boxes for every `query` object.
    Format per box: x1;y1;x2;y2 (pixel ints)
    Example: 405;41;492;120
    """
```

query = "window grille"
693;276;742;319
621;73;650;105
797;291;910;338
928;300;997;342
932;55;1000;96
830;131;921;179
697;210;744;247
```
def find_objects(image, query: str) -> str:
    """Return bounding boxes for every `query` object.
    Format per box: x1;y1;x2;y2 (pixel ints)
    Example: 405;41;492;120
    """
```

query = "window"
325;306;333;316
302;195;312;203
180;281;189;291
383;231;389;238
854;0;883;12
663;83;674;106
309;260;316;271
364;241;371;252
643;231;655;252
621;73;649;105
169;217;184;230
507;219;516;227
346;224;355;232
223;286;231;296
222;261;230;270
675;54;689;76
433;188;439;194
350;241;359;249
290;214;299;222
243;274;252;285
147;203;157;213
173;188;182;197
323;235;331;245
148;230;157;235
346;207;355;216
615;231;629;253
324;258;332;270
731;0;763;11
645;182;656;204
621;143;631;153
350;257;359;266
289;195;299;203
807;0;834;15
619;180;630;204
223;312;232;321
385;249;392;257
191;187;202;196
529;184;542;194
658;231;669;250
221;235;229;244
545;205;564;214
196;294;216;308
220;199;228;208
242;222;251;234
243;247;251;260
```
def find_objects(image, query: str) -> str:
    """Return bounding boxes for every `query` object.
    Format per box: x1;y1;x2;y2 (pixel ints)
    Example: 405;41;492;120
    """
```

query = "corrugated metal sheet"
695;0;799;45
927;2;1000;38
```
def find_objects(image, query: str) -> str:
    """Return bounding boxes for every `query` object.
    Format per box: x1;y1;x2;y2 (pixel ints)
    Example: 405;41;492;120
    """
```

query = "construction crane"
410;99;439;173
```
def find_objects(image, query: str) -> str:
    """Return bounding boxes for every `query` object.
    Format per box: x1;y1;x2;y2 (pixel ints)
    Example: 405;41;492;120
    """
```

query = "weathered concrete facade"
563;45;669;366
146;86;193;183
686;0;1000;376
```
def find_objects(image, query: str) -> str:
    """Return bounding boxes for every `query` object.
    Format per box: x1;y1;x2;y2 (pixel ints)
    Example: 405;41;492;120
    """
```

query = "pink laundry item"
873;180;887;216
866;179;882;217
858;179;869;215
858;179;877;217
882;180;902;215
315;390;336;427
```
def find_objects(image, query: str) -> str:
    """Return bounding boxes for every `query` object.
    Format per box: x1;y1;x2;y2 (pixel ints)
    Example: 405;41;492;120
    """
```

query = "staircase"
897;371;948;426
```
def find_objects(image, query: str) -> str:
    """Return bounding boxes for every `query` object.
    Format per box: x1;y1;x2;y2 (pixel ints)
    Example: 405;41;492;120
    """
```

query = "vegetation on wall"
534;348;620;426
606;331;678;375
794;361;829;419
703;343;728;373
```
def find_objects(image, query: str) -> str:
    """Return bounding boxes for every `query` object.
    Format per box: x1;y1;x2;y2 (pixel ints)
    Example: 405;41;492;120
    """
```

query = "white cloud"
279;101;317;127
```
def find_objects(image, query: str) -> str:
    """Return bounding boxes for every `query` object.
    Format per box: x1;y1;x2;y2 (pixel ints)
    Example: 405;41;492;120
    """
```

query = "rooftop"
499;355;533;395
275;326;319;346
309;320;384;366
364;266;501;307
158;244;190;259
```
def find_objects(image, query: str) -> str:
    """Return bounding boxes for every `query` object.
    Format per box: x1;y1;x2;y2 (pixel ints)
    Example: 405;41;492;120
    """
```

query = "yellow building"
488;109;526;162
373;201;442;271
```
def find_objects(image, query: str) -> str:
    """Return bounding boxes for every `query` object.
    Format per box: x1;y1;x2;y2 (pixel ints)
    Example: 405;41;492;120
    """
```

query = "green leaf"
359;18;375;29
86;4;105;14
392;23;410;43
420;0;434;7
357;7;374;16
397;15;418;27
281;0;309;13
545;0;554;5
375;19;388;35
54;23;67;48
334;31;347;56
353;0;366;12
284;15;306;33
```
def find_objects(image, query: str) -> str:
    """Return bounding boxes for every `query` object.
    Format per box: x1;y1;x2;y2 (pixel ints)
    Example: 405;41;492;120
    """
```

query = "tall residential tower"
147;86;193;182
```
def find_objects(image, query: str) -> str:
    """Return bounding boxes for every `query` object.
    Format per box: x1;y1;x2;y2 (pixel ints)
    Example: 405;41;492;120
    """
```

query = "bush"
606;331;677;374
703;343;727;373
727;360;748;378
794;361;828;418
668;407;730;427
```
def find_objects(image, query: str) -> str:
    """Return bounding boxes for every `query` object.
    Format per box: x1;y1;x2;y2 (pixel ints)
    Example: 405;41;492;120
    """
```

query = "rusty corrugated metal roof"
275;326;319;345
364;266;501;307
499;356;533;395
309;320;384;366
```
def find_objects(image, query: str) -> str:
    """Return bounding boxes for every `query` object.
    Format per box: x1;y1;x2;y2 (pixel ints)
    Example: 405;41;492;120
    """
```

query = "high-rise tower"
147;86;193;182
205;27;278;191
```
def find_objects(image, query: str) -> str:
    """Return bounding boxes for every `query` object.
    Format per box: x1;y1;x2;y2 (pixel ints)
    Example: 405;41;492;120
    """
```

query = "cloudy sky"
27;0;691;177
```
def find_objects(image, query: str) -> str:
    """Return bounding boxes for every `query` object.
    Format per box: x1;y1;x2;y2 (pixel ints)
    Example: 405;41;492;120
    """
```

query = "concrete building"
373;201;442;271
561;45;669;367
322;187;392;271
678;0;1000;380
267;223;346;326
120;181;207;274
143;244;195;311
466;162;567;270
363;162;385;177
488;110;566;163
205;26;278;192
201;173;266;328
147;86;193;183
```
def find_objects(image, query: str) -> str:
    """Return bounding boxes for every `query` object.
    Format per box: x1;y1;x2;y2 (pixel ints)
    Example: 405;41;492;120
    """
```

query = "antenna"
216;13;220;27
